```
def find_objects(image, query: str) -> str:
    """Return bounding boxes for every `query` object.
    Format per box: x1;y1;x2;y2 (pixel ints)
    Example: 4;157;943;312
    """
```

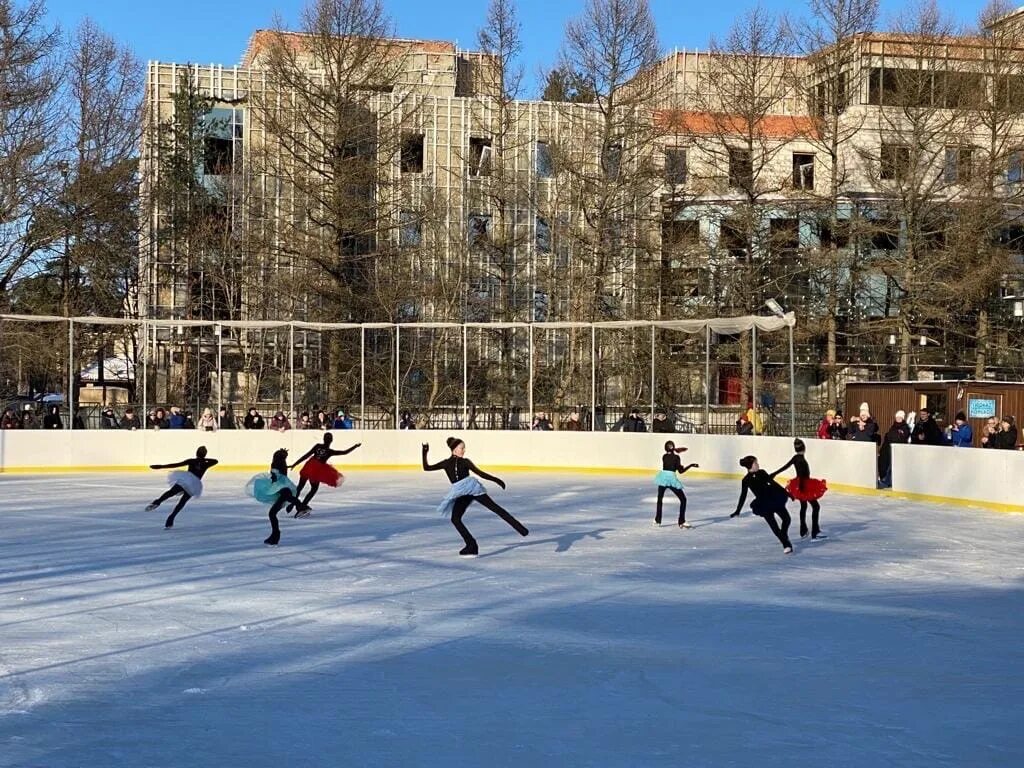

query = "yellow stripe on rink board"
2;464;1022;514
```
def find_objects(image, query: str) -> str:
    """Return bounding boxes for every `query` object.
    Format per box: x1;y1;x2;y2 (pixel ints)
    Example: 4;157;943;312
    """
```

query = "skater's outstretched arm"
290;445;316;468
329;443;361;457
421;444;445;471
467;460;506;489
770;456;795;478
204;458;219;468
733;475;751;516
678;463;699;475
149;458;189;470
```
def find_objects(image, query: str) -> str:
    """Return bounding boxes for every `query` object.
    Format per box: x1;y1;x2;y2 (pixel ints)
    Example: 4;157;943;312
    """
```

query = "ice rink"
1;469;1022;767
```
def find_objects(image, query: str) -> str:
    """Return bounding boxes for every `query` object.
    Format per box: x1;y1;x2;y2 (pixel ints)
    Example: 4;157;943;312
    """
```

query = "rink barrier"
0;429;1019;513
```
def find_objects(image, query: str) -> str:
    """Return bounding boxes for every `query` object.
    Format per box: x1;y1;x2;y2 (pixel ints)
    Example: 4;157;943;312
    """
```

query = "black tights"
759;506;793;550
799;500;821;538
287;478;321;513
266;489;305;545
153;484;192;528
655;486;687;525
450;494;528;552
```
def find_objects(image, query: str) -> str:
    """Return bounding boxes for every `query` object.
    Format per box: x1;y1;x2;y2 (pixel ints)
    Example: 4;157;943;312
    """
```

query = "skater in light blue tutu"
246;448;309;546
653;441;698;528
423;437;528;557
146;446;218;529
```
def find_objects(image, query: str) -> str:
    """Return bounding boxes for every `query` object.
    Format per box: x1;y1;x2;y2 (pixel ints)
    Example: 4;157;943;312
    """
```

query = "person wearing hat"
995;415;1018;449
911;407;944;446
730;455;794;554
878;410;911;488
772;439;827;539
422;437;528;557
947;412;973;447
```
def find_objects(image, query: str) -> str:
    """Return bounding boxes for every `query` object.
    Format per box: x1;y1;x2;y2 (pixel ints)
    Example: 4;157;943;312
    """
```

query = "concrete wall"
891;444;1024;510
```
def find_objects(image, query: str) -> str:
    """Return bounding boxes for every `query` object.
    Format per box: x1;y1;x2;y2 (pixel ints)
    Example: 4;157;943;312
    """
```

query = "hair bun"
446;436;463;450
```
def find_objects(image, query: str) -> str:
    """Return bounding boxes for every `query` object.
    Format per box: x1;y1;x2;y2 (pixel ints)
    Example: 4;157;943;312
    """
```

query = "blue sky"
48;0;996;94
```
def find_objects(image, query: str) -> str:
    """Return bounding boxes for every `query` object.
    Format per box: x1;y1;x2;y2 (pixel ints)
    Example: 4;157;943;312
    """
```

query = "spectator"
183;410;196;429
877;410;911;488
168;406;186;429
947;411;973;447
816;409;836;439
218;406;235;430
979;417;999;448
652;411;674;433
21;405;37;429
244;407;265;430
121;407;141;430
315;409;330;430
2;406;21;429
399;410;416;430
72;409;86;430
624;408;647;433
849;417;880;444
854;402;879;442
99;406;119;429
744;401;762;434
827;412;847;440
996;415;1018;449
332;409;353;429
297;412;314;430
270;410;291;432
531;412;553;431
198;407;217;432
148;407;169;430
561;410;582;431
43;404;63;430
911;407;944;446
736;413;754;436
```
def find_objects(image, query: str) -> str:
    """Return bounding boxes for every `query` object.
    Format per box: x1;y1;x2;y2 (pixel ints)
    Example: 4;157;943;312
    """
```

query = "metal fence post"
462;325;468;428
288;323;295;420
67;319;74;430
789;321;796;437
751;324;758;432
528;324;534;422
590;324;597;432
394;324;400;429
649;324;656;422
704;323;711;433
360;325;366;427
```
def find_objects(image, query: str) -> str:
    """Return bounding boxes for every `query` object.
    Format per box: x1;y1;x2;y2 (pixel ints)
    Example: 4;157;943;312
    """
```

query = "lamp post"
765;299;796;437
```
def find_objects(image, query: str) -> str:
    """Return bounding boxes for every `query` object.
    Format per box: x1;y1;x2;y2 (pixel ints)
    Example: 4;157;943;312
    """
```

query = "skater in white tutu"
653;441;699;528
422;437;528;557
146;446;218;528
246;448;310;546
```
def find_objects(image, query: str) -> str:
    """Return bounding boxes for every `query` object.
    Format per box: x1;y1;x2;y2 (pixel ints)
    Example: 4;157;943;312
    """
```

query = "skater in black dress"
146;446;218;529
772;438;828;540
287;433;361;517
653;441;699;528
423;437;529;557
731;455;794;554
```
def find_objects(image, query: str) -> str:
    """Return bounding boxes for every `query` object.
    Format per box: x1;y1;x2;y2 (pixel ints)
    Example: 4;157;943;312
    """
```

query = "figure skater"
653;441;698;528
731;455;794;554
772;438;827;539
245;448;310;546
423;437;528;557
286;433;361;517
146;446;218;529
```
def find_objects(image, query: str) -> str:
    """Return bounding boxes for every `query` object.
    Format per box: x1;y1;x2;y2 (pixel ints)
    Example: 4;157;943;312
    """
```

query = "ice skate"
679;521;692;529
783;546;793;554
458;544;479;558
145;503;158;511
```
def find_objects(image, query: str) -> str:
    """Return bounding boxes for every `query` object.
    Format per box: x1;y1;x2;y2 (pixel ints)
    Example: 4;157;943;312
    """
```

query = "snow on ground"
0;469;1022;768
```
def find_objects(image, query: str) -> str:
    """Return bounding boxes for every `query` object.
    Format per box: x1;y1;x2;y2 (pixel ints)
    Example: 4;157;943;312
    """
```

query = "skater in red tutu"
772;438;827;539
287;433;360;517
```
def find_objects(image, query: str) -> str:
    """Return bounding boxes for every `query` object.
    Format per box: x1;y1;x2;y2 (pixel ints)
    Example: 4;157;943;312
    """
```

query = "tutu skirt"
168;471;203;498
654;469;684;489
299;458;343;487
786;477;828;502
437;476;487;517
751;492;789;517
246;473;298;504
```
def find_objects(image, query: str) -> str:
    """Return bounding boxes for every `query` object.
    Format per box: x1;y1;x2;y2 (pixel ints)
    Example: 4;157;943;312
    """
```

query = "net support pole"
590;325;597;432
394;325;400;430
141;320;148;427
216;324;222;422
704;324;711;434
288;324;295;420
360;326;366;426
67;319;74;430
649;325;656;422
751;324;758;434
528;324;534;422
789;322;796;437
462;325;468;428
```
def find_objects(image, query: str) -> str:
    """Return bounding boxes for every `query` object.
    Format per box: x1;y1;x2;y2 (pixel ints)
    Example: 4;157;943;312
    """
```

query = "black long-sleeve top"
661;452;697;473
293;442;358;465
152;457;218;478
422;447;502;486
773;453;810;492
270;453;289;481
734;469;789;516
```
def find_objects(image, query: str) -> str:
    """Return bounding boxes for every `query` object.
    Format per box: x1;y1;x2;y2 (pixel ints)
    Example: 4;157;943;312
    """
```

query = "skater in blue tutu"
423;437;528;557
246;448;309;546
146;446;218;529
653;441;699;528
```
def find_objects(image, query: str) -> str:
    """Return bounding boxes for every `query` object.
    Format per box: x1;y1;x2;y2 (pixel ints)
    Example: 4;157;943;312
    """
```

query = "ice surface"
1;470;1022;767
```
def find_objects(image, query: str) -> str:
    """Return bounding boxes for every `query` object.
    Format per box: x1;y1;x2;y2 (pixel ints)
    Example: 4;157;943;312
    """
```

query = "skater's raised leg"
148;484;183;511
475;494;528;536
286;477;309;513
